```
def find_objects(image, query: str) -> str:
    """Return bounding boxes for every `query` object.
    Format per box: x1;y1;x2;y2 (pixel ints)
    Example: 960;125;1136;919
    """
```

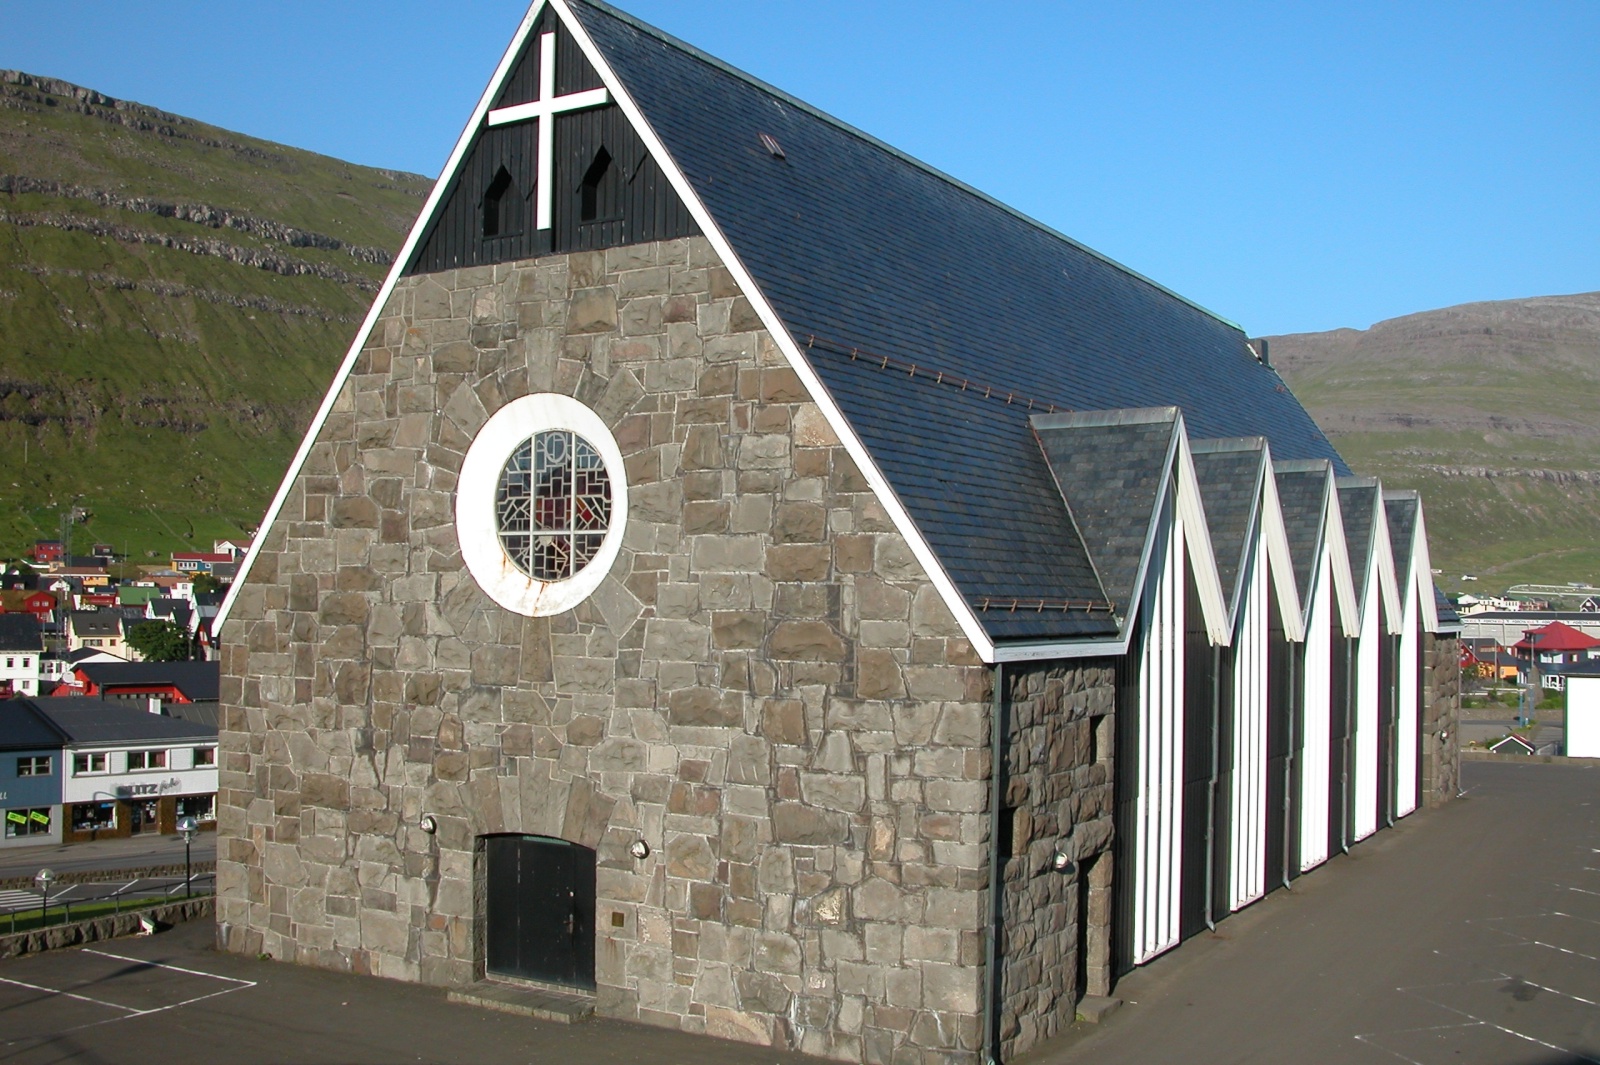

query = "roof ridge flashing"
1189;436;1267;455
567;0;1245;334
1274;458;1333;474
1030;406;1180;431
1382;489;1422;502
1337;476;1380;490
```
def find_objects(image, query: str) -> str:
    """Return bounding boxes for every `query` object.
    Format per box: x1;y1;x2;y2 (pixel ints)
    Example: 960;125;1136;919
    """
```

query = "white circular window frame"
455;393;629;617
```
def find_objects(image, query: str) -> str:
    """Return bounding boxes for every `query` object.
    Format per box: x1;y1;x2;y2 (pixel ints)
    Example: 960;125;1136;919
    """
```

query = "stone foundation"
996;660;1115;1060
1420;632;1461;806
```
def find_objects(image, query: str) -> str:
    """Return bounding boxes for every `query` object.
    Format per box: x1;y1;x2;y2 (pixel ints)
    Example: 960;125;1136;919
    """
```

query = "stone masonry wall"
997;660;1115;1060
217;236;995;1064
1420;632;1460;807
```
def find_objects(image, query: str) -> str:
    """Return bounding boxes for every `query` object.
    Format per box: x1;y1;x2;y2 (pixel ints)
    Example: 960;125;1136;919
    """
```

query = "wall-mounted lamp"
1052;849;1075;874
418;814;438;834
629;839;650;860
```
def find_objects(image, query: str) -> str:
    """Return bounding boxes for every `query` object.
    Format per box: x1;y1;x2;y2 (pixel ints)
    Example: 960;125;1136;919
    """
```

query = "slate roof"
1384;495;1418;589
1337;480;1379;601
1030;410;1177;631
0;701;65;751
23;698;217;745
569;0;1349;643
75;661;220;702
67;647;126;665
69;611;122;637
1189;439;1266;617
0;612;43;652
1274;461;1332;607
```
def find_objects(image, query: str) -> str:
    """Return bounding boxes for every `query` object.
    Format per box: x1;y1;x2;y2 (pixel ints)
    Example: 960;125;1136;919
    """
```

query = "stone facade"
1420;632;1461;807
997;661;1115;1060
217;236;999;1064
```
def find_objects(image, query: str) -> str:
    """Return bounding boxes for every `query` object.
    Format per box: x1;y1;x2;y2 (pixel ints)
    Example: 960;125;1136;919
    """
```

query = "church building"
215;3;1461;1062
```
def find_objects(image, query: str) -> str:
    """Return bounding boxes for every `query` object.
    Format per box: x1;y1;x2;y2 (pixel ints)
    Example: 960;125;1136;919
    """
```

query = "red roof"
1512;620;1600;653
173;553;233;563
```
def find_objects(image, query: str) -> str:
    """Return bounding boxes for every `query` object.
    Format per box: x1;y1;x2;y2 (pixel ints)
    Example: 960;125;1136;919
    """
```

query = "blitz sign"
115;778;181;798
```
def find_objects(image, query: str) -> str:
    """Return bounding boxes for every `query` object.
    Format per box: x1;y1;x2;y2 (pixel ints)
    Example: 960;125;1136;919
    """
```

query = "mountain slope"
0;71;428;558
1269;291;1600;592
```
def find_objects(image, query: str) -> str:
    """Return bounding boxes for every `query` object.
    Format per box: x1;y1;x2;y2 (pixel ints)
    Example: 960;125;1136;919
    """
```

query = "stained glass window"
496;429;611;581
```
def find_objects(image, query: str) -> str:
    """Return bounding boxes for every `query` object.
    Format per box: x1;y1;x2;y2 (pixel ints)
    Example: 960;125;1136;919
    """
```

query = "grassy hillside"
0;71;428;559
1269;291;1600;595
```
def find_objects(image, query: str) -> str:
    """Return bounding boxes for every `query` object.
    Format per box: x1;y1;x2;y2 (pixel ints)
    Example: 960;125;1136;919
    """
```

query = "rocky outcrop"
0;210;379;290
15;265;358;322
1;175;393;264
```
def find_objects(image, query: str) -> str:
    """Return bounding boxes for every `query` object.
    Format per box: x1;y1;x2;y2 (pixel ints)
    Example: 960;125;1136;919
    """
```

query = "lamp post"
177;816;198;899
34;868;54;928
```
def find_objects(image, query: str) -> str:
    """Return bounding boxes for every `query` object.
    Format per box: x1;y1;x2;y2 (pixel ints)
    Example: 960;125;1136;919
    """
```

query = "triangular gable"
1384;490;1444;634
1340;478;1403;636
1189;437;1302;641
1188;439;1262;616
217;0;1008;661
1030;408;1231;647
1031;408;1176;621
1277;460;1359;637
403;4;697;273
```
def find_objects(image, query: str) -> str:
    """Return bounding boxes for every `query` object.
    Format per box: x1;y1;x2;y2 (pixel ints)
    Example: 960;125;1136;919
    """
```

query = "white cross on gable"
486;31;610;231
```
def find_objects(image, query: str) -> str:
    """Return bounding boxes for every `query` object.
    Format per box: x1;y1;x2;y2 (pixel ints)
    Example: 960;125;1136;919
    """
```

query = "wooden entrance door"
484;835;595;989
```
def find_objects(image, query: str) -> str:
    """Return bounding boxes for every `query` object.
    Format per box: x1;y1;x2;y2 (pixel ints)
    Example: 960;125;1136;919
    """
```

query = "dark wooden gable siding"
403;7;698;277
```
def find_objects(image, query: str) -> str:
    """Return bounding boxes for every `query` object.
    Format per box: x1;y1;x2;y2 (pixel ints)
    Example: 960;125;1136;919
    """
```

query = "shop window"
71;802;115;832
3;807;51;838
177;795;216;823
193;747;216;768
16;755;51;777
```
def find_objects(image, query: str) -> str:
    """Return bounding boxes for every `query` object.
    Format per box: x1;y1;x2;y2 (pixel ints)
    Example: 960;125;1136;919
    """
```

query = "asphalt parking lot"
1027;760;1600;1065
0;760;1593;1064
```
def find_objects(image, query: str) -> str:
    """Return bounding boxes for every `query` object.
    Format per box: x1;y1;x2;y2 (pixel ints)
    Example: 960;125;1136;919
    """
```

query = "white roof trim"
551;0;1000;661
1411;501;1441;633
1173;425;1233;646
1256;444;1306;643
1099;419;1181;645
1318;473;1362;639
217;0;553;631
1368;495;1404;636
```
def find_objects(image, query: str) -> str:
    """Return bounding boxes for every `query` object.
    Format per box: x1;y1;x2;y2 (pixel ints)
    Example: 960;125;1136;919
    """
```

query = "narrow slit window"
482;166;521;238
579;147;612;223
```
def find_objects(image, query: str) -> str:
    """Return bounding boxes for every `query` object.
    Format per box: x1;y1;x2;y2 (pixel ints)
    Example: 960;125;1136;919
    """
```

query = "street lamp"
177;817;198;899
34;868;54;927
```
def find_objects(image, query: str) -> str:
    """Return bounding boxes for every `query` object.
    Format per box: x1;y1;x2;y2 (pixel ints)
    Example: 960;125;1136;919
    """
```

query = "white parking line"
0;948;257;1039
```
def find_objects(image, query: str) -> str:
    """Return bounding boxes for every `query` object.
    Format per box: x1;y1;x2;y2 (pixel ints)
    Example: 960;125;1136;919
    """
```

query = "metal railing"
0;872;215;934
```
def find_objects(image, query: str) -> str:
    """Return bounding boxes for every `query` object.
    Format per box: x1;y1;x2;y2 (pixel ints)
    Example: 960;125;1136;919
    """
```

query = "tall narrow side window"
579;147;613;223
483;166;522;238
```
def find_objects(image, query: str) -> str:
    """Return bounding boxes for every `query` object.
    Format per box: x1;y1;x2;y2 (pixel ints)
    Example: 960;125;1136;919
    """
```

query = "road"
0;833;215;880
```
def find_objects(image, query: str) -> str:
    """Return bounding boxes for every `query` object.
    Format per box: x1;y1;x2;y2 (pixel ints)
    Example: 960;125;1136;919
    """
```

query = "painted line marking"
0;949;258;1042
0;974;140;1013
81;949;255;985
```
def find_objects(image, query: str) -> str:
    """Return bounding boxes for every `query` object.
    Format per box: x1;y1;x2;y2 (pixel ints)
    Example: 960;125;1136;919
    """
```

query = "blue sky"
3;1;1596;336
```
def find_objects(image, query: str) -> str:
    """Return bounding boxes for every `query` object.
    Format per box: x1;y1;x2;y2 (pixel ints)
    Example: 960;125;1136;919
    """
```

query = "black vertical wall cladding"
1377;624;1397;827
1328;632;1353;856
1112;640;1142;978
1211;641;1235;925
404;8;699;277
1180;573;1215;941
1264;588;1293;892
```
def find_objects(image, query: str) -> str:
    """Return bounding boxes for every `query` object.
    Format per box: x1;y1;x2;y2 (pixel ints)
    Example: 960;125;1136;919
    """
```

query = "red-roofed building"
172;552;233;573
1512;621;1600;681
